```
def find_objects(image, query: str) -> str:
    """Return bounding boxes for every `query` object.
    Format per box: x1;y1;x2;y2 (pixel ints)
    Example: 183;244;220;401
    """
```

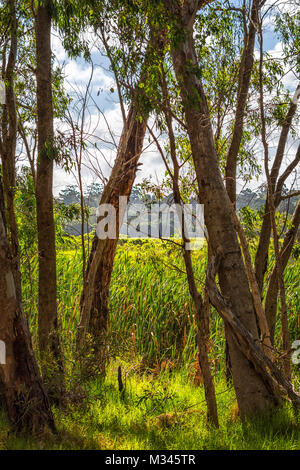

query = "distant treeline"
58;183;299;236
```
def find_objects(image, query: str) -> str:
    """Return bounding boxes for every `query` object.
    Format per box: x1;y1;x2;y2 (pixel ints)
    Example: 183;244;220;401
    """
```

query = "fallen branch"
206;256;300;408
229;204;273;359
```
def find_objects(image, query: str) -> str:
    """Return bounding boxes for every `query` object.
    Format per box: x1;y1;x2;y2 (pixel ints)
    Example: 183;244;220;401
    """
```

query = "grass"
1;359;300;450
3;236;299;450
21;237;300;373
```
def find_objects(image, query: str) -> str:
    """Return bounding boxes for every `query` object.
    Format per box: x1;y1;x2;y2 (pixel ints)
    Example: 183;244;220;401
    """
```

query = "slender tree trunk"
225;0;259;206
78;30;166;370
223;0;259;380
265;199;300;343
0;0;21;299
35;1;63;383
158;71;218;425
255;96;299;293
77;104;147;366
0;0;56;432
164;0;279;417
258;27;291;380
184;247;219;426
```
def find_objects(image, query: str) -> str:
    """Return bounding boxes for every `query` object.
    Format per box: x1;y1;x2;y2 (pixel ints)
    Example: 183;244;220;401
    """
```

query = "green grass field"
2;237;299;450
1;360;300;450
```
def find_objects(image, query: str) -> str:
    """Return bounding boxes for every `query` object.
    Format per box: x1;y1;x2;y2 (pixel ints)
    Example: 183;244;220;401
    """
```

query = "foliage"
1;360;300;450
18;232;300;379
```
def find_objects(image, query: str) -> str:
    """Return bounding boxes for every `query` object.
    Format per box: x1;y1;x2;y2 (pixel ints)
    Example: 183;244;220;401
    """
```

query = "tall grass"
1;359;300;450
20;237;300;380
4;236;298;450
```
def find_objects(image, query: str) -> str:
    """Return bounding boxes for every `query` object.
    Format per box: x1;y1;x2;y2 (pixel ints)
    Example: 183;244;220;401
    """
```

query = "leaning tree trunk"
35;1;63;389
164;0;279;417
265;199;300;343
78;30;166;371
254;98;299;293
78;104;147;369
225;0;259;207
0;208;55;432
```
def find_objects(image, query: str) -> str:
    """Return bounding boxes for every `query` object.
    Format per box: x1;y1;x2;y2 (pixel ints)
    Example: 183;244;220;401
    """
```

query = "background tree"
77;1;167;373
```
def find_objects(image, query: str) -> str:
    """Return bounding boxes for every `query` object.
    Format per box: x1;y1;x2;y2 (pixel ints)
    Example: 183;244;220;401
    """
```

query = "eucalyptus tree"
254;8;299;379
31;0;88;389
146;0;272;422
224;0;261;206
158;0;300;417
149;63;219;426
0;0;55;432
196;2;300;381
34;0;55;341
254;7;300;294
0;0;20;298
77;0;167;371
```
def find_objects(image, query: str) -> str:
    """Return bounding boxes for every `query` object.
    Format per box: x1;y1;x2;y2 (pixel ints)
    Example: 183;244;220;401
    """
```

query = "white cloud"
267;41;298;91
52;32;67;62
63;61;113;92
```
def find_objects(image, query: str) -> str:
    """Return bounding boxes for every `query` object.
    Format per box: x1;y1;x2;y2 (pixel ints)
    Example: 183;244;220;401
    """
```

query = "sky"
50;2;299;199
52;29;167;197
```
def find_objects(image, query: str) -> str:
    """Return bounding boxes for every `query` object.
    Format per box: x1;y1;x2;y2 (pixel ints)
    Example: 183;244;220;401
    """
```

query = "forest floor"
1;359;300;450
2;239;299;450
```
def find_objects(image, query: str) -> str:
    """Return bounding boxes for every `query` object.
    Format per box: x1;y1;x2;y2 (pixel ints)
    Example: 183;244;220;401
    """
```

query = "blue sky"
51;2;299;199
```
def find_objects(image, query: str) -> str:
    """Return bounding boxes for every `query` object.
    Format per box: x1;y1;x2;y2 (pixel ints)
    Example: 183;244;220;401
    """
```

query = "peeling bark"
265;199;300;343
0;209;55;432
163;0;280;416
78;31;166;371
77;104;147;363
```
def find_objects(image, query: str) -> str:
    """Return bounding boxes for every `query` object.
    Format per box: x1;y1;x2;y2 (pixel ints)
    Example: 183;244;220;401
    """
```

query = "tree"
161;0;284;417
0;0;54;432
225;0;260;207
0;207;55;432
77;4;167;372
35;0;63;392
254;97;300;293
254;5;300;294
151;65;219;426
0;0;21;298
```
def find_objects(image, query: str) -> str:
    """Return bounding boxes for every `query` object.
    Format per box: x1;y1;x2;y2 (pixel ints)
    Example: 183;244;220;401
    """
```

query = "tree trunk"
265;199;300;343
0;208;55;432
77;104;147;369
77;29;166;370
223;1;259;378
35;1;63;386
255;99;299;293
184;249;219;426
159;71;218;426
0;0;21;299
225;0;259;206
206;256;299;409
258;28;291;380
164;0;279;417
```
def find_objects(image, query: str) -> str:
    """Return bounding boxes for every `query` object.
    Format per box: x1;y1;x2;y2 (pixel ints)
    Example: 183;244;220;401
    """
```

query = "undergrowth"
1;360;300;450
